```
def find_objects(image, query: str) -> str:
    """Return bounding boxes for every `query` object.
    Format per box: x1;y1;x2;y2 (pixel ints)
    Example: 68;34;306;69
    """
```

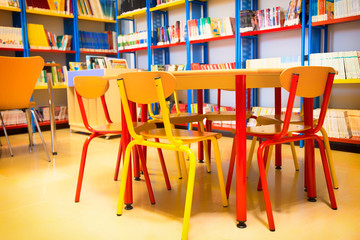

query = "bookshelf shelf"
151;42;186;49
117;9;146;19
0;119;69;131
0;47;24;51
190;34;235;45
26;9;74;18
334;79;360;84
312;15;360;26
0;6;21;12
118;47;147;53
35;85;67;90
78;16;116;23
326;136;360;145
240;24;301;37
150;0;186;12
29;49;76;53
80;50;118;55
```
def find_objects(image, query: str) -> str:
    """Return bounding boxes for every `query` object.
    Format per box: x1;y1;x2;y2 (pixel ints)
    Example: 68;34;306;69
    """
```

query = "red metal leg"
136;145;155;204
257;145;270;191
197;89;204;162
154;138;172;190
235;75;247;228
274;87;282;169
206;120;212;159
75;133;99;202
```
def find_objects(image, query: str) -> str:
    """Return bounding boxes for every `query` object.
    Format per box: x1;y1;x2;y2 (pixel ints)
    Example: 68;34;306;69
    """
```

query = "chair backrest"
117;71;182;145
74;76;113;131
0;56;44;110
279;66;335;137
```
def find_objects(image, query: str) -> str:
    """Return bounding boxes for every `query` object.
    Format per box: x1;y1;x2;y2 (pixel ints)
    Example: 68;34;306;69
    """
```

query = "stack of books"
118;0;146;15
118;30;147;50
284;0;302;26
155;20;186;45
187;17;235;41
79;30;116;52
0;26;23;49
312;0;360;22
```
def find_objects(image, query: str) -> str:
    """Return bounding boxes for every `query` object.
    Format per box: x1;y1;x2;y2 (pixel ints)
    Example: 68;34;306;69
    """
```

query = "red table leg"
274;87;282;169
303;98;317;201
236;75;247;228
197;89;204;162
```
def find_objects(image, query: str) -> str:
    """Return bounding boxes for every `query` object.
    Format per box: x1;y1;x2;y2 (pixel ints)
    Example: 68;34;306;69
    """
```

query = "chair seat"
205;111;253;121
140;128;222;143
93;122;157;134
152;112;205;125
256;114;318;125
246;123;311;136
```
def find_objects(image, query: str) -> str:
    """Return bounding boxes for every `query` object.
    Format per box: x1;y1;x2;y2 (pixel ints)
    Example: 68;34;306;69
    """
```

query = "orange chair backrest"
280;66;336;98
119;72;176;104
74;76;110;99
0;56;44;110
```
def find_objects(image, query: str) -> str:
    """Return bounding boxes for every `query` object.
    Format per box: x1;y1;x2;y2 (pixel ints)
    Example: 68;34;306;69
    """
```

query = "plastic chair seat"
140;128;222;142
206;110;253;121
93;122;157;134
152;112;205;125
246;123;311;136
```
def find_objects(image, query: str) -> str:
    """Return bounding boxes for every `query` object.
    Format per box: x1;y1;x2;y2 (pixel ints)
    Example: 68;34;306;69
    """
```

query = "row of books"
0;0;19;8
36;64;65;87
27;23;72;50
187;17;235;41
309;51;360;79
311;0;360;22
246;56;302;69
77;0;114;20
83;56;128;69
118;0;145;15
79;30;116;52
155;20;186;45
151;64;186;71
117;30;147;50
284;0;302;26
191;62;236;70
0;26;23;49
0;106;68;126
240;7;282;33
25;0;72;15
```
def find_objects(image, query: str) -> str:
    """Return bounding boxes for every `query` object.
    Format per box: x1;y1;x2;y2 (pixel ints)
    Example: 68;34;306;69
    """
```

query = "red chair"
73;76;170;203
247;66;337;230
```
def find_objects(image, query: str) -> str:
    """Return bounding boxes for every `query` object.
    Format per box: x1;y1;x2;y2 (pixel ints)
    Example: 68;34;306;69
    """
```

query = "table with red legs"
121;68;318;228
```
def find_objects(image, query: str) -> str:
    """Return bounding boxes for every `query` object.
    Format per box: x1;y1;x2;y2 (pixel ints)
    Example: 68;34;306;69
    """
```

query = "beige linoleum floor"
0;129;359;240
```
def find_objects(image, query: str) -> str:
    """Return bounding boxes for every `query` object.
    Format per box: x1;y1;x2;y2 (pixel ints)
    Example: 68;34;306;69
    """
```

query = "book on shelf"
118;30;147;50
0;0;19;7
118;0;146;15
284;0;302;26
79;30;116;52
187;17;235;41
0;26;23;49
105;58;128;69
309;51;360;80
85;56;128;69
151;64;186;71
312;0;360;21
155;20;186;46
36;62;66;86
191;62;236;70
77;0;114;19
69;62;87;71
25;0;72;15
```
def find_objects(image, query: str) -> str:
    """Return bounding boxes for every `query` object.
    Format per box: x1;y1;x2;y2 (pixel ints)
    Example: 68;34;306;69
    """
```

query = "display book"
0;0;19;8
35;62;66;87
118;30;147;50
79;30;116;52
187;17;235;41
0;26;23;49
27;23;72;50
155;20;186;46
311;0;360;22
76;0;115;20
69;56;128;70
25;0;72;15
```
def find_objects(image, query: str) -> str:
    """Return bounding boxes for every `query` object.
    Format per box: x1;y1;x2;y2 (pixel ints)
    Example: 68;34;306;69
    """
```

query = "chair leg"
288;133;300;171
114;137;123;181
175;150;183;179
25;109;34;148
0;112;13;157
181;148;197;240
314;135;337;210
226;136;236;198
117;141;136;216
257;145;271;191
154;138;171;190
211;137;229;207
320;127;338;189
75;133;98;202
247;136;258;175
179;152;188;183
136;144;155;205
29;109;51;162
257;143;275;231
206;120;212;161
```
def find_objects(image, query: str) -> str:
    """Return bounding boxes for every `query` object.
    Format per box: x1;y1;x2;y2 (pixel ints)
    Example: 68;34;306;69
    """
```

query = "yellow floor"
0;129;359;240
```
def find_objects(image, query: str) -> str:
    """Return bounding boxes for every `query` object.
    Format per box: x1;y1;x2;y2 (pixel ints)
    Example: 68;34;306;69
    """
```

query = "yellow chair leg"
181;149;196;240
198;121;210;171
288;133;300;171
117;141;135;216
320;127;338;189
247;136;258;176
179;152;188;183
211;137;229;207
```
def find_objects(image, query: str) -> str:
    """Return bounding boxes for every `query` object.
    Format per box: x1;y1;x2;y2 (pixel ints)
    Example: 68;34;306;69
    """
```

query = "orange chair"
116;71;228;240
73;76;170;203
246;66;337;231
0;56;50;162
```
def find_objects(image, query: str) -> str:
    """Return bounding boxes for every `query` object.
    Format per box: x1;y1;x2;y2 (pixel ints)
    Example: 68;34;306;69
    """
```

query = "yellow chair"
116;71;228;240
0;56;50;161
